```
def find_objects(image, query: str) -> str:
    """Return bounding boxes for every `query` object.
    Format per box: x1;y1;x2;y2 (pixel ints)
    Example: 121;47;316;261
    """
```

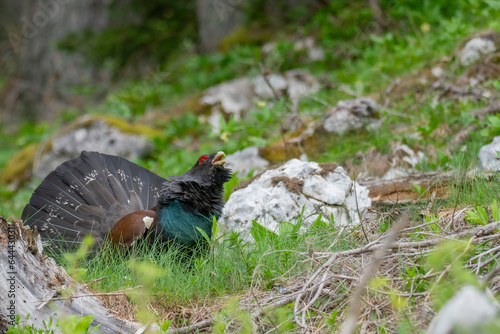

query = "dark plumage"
21;151;232;254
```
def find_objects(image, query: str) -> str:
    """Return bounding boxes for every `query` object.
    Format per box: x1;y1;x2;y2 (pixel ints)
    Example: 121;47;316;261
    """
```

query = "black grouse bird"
21;151;232;254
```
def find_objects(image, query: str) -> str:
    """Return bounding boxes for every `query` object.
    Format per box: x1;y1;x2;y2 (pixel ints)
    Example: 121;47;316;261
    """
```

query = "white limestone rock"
323;97;381;135
34;120;151;179
225;147;270;177
428;285;498;334
199;77;253;119
251;74;288;99
460;37;496;66
221;159;371;241
478;136;500;171
283;69;320;101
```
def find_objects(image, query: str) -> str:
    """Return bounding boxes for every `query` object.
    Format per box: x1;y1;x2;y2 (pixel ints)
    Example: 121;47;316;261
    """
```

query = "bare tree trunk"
0;0;113;123
196;0;245;53
0;217;141;333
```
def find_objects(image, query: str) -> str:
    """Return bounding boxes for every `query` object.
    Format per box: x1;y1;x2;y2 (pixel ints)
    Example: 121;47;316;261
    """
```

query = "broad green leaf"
492;199;499;221
196;227;211;243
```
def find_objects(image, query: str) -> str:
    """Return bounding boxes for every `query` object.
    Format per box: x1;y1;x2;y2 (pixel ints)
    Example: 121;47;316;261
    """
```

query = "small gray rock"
293;37;326;62
252;74;288;99
284;69;320;101
381;144;426;180
428;285;498;334
323;97;381;135
460;37;496;66
478;136;500;171
199;77;254;119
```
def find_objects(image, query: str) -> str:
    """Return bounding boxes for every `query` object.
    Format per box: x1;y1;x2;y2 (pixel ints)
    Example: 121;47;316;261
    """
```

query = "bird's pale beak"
212;151;226;165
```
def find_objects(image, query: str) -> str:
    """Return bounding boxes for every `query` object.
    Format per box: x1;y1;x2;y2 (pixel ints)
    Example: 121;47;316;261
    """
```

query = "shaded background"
0;0;324;123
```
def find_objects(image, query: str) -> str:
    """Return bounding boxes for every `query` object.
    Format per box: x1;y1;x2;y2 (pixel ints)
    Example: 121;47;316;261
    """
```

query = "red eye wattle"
198;155;208;165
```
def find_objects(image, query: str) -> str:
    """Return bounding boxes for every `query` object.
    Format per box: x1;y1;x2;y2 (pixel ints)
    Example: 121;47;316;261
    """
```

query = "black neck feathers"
158;178;226;215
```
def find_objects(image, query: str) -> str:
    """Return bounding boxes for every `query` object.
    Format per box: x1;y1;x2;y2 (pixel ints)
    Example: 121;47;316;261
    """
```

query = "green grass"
72;217;361;309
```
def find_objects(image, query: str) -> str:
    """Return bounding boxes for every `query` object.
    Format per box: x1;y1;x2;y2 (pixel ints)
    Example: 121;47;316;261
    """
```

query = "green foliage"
418;114;440;138
424;213;442;233
58;315;99;334
3;1;500;331
480;113;500;138
63;235;95;281
224;171;242;201
427;240;479;309
210;100;286;152
493;199;499;221
213;298;253;334
196;216;226;263
127;260;165;325
7;313;98;334
73;210;355;315
465;199;500;226
402;263;428;293
411;183;426;198
325;309;339;329
466;206;490;225
7;314;55;334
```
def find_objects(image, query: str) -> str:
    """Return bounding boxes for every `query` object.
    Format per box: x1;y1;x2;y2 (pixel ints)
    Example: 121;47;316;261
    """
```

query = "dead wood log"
359;170;492;204
0;217;141;333
359;171;454;203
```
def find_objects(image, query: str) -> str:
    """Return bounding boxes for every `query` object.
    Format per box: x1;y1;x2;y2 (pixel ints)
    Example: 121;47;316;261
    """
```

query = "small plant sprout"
127;260;165;326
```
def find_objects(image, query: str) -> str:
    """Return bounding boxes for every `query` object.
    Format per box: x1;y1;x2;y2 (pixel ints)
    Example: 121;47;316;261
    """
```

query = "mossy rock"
66;114;162;138
0;143;40;188
259;125;329;164
141;92;209;127
0;115;160;189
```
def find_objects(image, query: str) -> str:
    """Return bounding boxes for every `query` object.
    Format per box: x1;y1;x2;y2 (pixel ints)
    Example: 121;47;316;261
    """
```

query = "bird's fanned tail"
21;151;166;254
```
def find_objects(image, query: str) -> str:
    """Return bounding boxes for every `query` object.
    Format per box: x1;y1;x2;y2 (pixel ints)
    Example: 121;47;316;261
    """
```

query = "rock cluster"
200;69;320;130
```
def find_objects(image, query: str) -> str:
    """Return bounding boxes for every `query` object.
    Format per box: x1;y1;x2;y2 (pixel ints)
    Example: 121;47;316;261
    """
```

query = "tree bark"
0;217;141;333
196;0;245;53
0;0;113;123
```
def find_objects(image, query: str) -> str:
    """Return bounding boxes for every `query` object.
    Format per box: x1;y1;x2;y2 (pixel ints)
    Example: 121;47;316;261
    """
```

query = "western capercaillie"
21;151;231;254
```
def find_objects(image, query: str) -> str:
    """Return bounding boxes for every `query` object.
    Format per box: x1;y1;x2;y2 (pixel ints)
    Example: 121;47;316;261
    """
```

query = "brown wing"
107;209;157;247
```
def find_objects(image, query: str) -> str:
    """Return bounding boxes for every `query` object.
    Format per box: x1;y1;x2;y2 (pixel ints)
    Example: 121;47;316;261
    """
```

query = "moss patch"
0;143;39;188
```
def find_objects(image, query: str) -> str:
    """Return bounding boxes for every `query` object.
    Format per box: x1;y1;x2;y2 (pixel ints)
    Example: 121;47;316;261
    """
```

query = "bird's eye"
198;155;208;165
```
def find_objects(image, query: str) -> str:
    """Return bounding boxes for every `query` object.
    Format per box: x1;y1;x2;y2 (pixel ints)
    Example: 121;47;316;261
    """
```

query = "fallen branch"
35;285;143;303
165;319;214;334
340;213;410;334
360;170;493;203
312;220;500;260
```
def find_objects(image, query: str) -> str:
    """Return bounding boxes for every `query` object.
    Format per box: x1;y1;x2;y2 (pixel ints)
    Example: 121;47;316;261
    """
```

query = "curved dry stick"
340;213;410;334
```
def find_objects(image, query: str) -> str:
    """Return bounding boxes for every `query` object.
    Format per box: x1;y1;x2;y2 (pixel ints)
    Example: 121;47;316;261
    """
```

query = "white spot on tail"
143;216;154;229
